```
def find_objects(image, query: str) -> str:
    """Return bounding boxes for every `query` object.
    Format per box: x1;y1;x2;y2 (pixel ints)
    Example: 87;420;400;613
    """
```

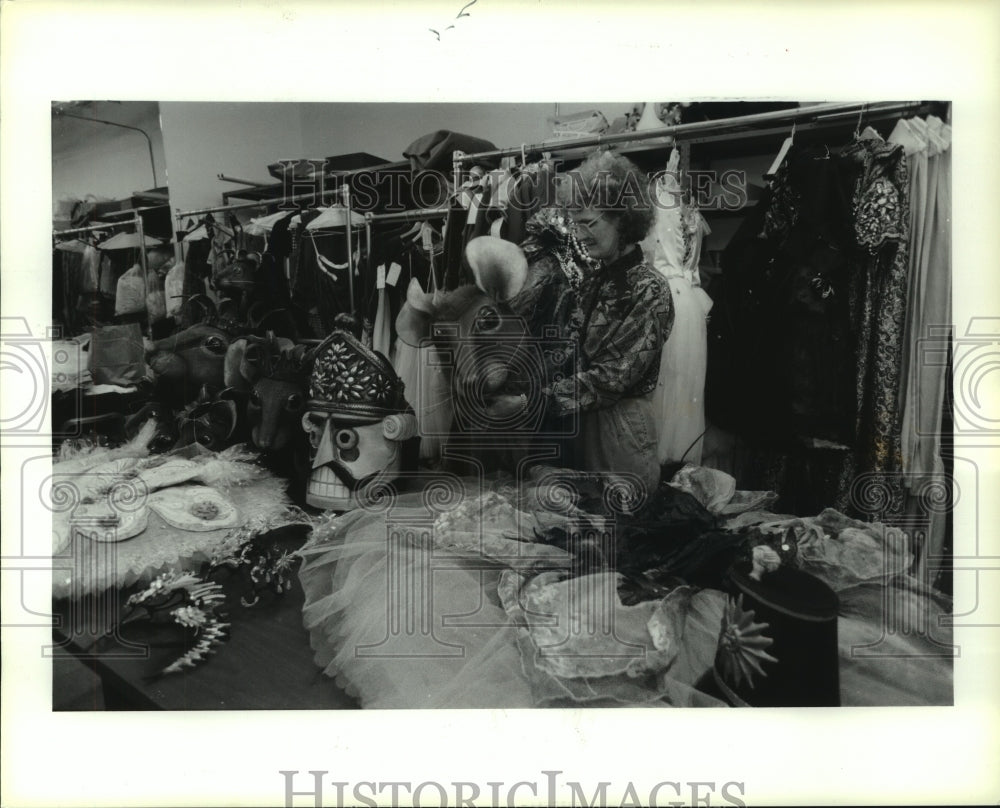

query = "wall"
297;102;629;167
159;102;307;217
159;101;636;215
51;101;166;205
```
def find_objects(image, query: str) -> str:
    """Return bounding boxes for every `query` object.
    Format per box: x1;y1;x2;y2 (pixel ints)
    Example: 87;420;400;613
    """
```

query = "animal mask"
224;335;306;452
147;322;233;402
394;237;536;430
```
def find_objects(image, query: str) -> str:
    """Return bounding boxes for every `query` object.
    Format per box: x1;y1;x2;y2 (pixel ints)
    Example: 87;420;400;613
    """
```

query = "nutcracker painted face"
302;329;418;510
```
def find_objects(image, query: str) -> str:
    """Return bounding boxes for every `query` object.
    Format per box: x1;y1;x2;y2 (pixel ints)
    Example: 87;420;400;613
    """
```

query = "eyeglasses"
571;212;608;236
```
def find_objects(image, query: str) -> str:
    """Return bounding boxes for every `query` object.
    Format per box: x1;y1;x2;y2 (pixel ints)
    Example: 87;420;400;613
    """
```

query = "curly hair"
558;149;655;245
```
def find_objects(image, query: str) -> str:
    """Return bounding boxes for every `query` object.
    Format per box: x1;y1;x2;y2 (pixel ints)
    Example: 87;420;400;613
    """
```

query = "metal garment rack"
175;185;364;316
451;100;936;181
53;219;136;238
96;203;172;220
174;186;345;220
364;207;449;227
52;211;152;335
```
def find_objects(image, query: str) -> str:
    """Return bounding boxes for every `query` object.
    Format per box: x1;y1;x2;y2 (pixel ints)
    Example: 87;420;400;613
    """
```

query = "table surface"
52;524;359;710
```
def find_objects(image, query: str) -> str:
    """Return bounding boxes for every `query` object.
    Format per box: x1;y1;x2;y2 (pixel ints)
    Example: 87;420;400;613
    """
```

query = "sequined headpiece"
308;329;409;422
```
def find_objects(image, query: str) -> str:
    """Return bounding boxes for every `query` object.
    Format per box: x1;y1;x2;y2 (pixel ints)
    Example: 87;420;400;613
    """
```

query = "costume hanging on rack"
371;262;400;357
840;131;911;511
391;225;453;463
296;206;363;334
364;222;421;353
890;115;952;582
164;258;186;318
52;249;78;335
505;159;557;245
290;209;341;336
644;148;713;466
892;116;952;489
256;211;295;305
440;169;481;291
707;126;912;516
180;237;212;328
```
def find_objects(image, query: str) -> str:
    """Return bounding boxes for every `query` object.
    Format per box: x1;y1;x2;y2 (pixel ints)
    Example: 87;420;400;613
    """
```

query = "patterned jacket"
510;211;674;417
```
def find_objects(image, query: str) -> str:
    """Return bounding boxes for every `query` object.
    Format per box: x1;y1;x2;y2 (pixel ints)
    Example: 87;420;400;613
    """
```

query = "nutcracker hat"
697;559;841;707
307;328;409;424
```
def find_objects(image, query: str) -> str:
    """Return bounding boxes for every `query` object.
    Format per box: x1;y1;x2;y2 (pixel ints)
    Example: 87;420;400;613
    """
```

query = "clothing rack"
96;203;172;220
53;212;153;336
53;218;140;238
53;214;151;293
174;186;345;219
364;208;449;226
451;100;936;175
176;186;363;317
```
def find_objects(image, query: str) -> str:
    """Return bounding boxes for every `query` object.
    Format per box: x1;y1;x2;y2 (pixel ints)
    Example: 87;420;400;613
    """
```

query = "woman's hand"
485;394;527;421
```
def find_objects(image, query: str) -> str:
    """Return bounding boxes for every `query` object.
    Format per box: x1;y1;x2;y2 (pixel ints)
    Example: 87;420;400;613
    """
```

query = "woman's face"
571;208;620;262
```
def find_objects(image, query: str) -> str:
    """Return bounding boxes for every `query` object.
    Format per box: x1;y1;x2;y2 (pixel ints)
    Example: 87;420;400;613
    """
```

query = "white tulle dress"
645;150;714;465
295;474;954;709
296;480;729;709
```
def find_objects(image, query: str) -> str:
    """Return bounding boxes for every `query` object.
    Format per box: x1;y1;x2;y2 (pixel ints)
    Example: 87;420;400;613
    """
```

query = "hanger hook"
855;103;867;137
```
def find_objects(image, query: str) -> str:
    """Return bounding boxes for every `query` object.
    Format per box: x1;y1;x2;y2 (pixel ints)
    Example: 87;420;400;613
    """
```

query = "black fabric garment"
289;210;323;336
290;208;360;335
255;212;295;307
531;481;746;600
243;211;301;337
441;198;467;291
53;250;87;336
505;172;539;245
705;139;911;518
179;239;212;329
507;162;559;245
707;145;857;447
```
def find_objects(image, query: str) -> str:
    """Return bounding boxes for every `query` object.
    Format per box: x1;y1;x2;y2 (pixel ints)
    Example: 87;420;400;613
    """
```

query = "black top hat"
697;560;841;707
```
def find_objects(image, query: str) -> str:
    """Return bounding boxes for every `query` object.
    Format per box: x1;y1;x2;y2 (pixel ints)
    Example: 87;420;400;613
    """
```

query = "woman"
490;149;674;496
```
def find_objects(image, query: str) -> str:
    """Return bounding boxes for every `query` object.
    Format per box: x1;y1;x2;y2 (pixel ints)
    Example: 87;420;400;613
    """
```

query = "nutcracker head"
302;328;418;511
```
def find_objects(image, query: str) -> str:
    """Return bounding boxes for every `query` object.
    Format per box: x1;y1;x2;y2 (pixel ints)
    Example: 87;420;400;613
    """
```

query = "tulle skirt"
655;277;713;465
296;482;953;709
297;492;535;708
295;485;728;709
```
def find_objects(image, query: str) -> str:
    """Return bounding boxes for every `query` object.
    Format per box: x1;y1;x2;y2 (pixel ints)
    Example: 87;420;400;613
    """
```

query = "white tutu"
296;478;953;708
646;149;713;465
655;277;713;464
296;483;728;708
